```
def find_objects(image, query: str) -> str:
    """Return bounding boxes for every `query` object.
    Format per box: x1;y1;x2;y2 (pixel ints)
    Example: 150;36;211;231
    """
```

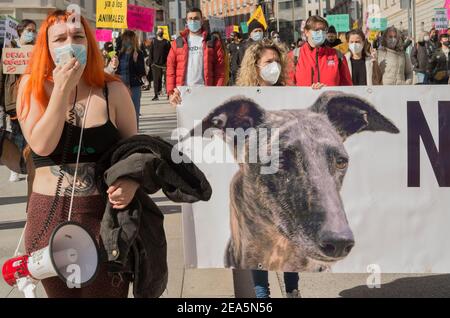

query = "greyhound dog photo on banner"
176;86;450;273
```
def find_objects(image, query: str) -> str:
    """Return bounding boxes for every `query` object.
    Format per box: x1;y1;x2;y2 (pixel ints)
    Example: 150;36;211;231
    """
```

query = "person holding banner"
16;10;137;298
167;8;225;107
294;16;352;88
2;19;36;182
236;38;299;298
115;30;146;127
344;29;382;86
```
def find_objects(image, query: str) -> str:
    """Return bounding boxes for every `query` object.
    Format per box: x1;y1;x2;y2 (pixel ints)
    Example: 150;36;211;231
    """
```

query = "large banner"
177;86;450;273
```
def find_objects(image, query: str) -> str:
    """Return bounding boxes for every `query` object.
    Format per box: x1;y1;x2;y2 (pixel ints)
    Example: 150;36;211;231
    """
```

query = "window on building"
80;0;85;8
309;10;312;16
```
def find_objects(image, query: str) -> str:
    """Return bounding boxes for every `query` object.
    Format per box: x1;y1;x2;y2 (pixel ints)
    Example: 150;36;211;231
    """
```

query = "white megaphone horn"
2;222;100;298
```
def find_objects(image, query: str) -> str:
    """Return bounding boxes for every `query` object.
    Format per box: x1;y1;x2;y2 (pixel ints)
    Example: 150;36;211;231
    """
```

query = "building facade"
355;0;445;40
0;0;162;28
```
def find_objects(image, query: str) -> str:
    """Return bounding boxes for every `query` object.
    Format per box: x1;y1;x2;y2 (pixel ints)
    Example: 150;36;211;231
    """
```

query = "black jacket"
228;41;242;75
411;41;434;73
150;38;171;67
116;50;146;87
428;47;450;84
96;135;212;298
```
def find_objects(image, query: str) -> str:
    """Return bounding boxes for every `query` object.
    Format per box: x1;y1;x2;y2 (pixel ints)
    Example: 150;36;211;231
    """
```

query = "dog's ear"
182;97;266;141
310;91;400;140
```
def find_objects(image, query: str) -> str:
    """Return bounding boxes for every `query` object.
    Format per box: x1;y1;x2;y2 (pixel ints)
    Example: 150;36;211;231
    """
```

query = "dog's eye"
336;157;348;170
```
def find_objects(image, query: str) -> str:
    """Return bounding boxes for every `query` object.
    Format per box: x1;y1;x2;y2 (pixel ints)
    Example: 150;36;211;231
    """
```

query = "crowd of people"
0;7;449;299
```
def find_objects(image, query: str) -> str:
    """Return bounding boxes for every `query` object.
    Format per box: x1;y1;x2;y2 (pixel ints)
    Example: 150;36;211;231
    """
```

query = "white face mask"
259;61;281;85
349;43;363;54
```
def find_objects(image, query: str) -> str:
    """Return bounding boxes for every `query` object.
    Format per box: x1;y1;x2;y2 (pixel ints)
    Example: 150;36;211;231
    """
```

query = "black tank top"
32;84;121;168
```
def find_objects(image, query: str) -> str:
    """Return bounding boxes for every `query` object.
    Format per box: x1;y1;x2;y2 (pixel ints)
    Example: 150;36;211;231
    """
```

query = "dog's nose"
318;231;355;258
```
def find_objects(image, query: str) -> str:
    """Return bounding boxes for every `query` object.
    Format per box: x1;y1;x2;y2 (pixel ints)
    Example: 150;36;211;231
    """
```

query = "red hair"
18;10;119;119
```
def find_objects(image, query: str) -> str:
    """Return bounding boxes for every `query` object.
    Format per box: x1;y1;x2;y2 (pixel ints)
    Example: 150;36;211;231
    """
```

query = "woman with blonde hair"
236;38;289;87
16;9;138;297
236;38;300;298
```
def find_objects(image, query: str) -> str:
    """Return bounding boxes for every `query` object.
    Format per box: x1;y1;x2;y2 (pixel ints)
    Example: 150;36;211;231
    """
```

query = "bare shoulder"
106;80;137;137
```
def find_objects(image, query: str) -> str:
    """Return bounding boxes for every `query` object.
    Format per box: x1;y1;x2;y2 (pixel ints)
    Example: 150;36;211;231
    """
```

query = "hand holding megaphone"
2;222;99;298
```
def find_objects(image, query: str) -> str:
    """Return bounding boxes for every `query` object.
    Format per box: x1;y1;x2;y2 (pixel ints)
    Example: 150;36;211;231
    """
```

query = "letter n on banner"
407;101;450;187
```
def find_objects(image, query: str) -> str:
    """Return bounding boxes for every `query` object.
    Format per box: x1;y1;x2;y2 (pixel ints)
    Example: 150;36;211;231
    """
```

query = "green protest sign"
368;17;388;31
326;14;350;32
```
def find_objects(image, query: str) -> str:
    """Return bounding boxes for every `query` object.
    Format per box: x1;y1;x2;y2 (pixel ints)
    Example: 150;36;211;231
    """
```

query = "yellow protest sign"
247;5;268;30
233;25;240;33
352;20;359;30
96;0;128;29
368;30;378;43
159;26;170;41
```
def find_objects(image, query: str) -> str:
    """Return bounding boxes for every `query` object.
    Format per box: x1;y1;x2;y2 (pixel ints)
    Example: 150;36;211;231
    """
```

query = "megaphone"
2;222;99;298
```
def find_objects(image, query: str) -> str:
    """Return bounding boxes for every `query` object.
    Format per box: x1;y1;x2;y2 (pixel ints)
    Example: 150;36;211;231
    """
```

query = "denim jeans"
130;85;141;129
251;270;299;298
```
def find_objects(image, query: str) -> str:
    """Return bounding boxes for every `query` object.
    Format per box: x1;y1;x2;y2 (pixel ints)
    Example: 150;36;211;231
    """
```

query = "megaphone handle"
16;277;37;298
67;88;93;222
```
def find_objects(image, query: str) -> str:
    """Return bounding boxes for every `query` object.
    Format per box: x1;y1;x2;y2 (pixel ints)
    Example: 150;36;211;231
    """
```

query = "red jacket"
166;29;225;95
294;43;352;87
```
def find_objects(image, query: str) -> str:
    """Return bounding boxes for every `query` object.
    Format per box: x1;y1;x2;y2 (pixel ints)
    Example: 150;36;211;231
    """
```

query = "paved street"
1;90;450;298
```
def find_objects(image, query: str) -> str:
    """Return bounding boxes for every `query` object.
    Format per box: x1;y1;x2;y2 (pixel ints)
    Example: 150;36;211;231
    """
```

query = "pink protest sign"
446;0;450;19
225;25;234;38
127;4;155;32
96;29;112;42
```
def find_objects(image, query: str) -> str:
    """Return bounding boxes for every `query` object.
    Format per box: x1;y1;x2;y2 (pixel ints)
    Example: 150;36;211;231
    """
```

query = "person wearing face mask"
16;10;139;298
411;31;434;84
115;30;146;127
376;26;413;85
324;25;342;48
236;39;300;298
150;28;171;101
270;31;281;44
294;16;352;88
344;29;382;86
228;32;242;85
429;28;440;52
167;7;225;106
3;19;36;182
236;20;266;77
428;33;450;85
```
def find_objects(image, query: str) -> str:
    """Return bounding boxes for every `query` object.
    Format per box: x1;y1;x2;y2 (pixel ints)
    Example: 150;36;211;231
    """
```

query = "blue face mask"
123;42;132;49
311;30;326;46
187;20;202;33
250;31;263;42
21;31;35;44
54;43;87;66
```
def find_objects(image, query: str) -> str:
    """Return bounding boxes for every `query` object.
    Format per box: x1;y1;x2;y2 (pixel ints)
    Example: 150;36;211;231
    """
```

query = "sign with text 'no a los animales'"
2;45;33;74
178;85;450;273
96;0;128;29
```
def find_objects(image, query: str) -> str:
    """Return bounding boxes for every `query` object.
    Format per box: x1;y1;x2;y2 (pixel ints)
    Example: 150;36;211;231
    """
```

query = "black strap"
103;83;110;119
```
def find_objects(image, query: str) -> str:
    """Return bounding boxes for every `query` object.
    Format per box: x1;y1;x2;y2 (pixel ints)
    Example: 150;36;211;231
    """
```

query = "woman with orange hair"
16;10;138;297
